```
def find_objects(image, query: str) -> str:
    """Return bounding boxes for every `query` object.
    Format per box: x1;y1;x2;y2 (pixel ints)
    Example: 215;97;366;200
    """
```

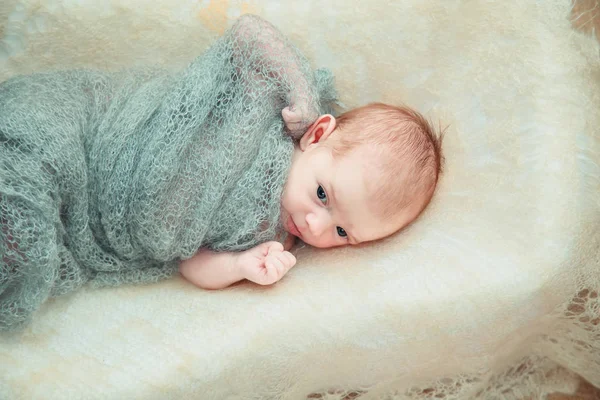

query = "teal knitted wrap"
0;15;337;331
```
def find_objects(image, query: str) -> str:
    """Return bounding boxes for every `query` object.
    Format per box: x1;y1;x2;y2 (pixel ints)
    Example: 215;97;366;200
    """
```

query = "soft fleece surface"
1;1;599;399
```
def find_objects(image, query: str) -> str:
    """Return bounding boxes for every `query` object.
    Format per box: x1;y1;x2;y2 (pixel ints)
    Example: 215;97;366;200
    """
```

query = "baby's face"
280;121;412;248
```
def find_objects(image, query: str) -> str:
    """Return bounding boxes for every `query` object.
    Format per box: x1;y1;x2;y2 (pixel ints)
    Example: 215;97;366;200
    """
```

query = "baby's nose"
305;212;329;237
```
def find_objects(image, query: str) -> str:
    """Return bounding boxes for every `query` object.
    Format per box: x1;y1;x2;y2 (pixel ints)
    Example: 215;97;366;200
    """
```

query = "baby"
180;102;443;289
0;13;441;331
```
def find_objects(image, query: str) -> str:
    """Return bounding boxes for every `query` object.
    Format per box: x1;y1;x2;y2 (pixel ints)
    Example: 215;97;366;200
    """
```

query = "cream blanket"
1;1;599;399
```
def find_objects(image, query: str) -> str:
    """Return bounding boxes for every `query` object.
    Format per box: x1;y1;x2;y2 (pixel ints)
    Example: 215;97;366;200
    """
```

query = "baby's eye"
316;185;327;204
336;226;347;238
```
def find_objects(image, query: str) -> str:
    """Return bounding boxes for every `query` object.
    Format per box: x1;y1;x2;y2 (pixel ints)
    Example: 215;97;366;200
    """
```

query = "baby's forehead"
324;147;423;242
352;145;424;206
340;143;411;184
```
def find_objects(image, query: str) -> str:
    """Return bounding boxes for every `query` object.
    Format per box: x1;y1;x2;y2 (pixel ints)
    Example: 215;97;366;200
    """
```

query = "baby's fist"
282;106;317;139
238;241;296;286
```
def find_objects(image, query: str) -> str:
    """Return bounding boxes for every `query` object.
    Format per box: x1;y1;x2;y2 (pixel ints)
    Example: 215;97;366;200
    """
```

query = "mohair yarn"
0;15;337;331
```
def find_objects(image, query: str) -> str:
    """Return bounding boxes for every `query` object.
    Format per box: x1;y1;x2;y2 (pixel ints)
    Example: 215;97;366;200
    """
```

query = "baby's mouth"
287;216;302;238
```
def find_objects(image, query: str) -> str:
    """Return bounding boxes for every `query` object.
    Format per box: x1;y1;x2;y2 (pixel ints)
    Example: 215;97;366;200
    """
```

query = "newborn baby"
0;13;441;331
180;102;443;288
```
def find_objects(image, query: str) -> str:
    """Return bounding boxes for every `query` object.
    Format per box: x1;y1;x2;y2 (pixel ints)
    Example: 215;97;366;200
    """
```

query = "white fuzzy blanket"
1;1;599;399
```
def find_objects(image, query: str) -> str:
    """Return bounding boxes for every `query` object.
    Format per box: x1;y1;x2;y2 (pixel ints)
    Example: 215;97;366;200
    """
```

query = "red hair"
332;103;444;220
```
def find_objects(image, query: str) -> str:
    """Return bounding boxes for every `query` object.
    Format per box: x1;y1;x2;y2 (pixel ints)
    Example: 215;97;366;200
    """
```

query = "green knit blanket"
0;15;337;331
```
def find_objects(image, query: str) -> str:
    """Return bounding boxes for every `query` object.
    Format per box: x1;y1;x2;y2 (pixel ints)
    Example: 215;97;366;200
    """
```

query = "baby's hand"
238;241;296;286
282;106;317;138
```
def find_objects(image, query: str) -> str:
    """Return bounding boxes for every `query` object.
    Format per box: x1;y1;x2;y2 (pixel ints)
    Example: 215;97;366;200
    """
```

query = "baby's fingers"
264;252;296;284
282;251;296;268
254;241;282;257
266;241;284;255
268;251;296;270
282;106;302;123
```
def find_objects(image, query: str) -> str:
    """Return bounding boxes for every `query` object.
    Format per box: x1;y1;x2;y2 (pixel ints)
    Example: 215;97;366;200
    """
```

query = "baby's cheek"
305;236;337;249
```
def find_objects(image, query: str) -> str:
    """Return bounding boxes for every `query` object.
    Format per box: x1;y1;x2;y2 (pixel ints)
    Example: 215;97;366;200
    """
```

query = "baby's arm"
179;241;296;290
179;250;244;290
230;14;319;138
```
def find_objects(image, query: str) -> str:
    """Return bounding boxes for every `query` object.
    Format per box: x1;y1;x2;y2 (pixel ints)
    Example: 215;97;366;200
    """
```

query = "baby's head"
280;103;443;248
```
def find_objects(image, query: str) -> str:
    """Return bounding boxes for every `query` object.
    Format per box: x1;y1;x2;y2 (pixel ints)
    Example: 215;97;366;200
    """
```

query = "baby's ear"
299;114;336;151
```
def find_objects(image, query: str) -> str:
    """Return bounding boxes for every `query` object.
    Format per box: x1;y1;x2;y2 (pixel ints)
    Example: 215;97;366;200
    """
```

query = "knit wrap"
0;15;337;331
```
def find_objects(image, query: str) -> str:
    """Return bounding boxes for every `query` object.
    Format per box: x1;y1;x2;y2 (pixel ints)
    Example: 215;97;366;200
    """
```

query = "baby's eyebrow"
328;183;358;243
348;230;360;245
343;219;359;244
328;182;338;206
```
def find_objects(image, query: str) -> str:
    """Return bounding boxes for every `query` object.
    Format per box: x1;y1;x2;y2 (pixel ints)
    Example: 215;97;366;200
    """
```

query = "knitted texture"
0;15;337;331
